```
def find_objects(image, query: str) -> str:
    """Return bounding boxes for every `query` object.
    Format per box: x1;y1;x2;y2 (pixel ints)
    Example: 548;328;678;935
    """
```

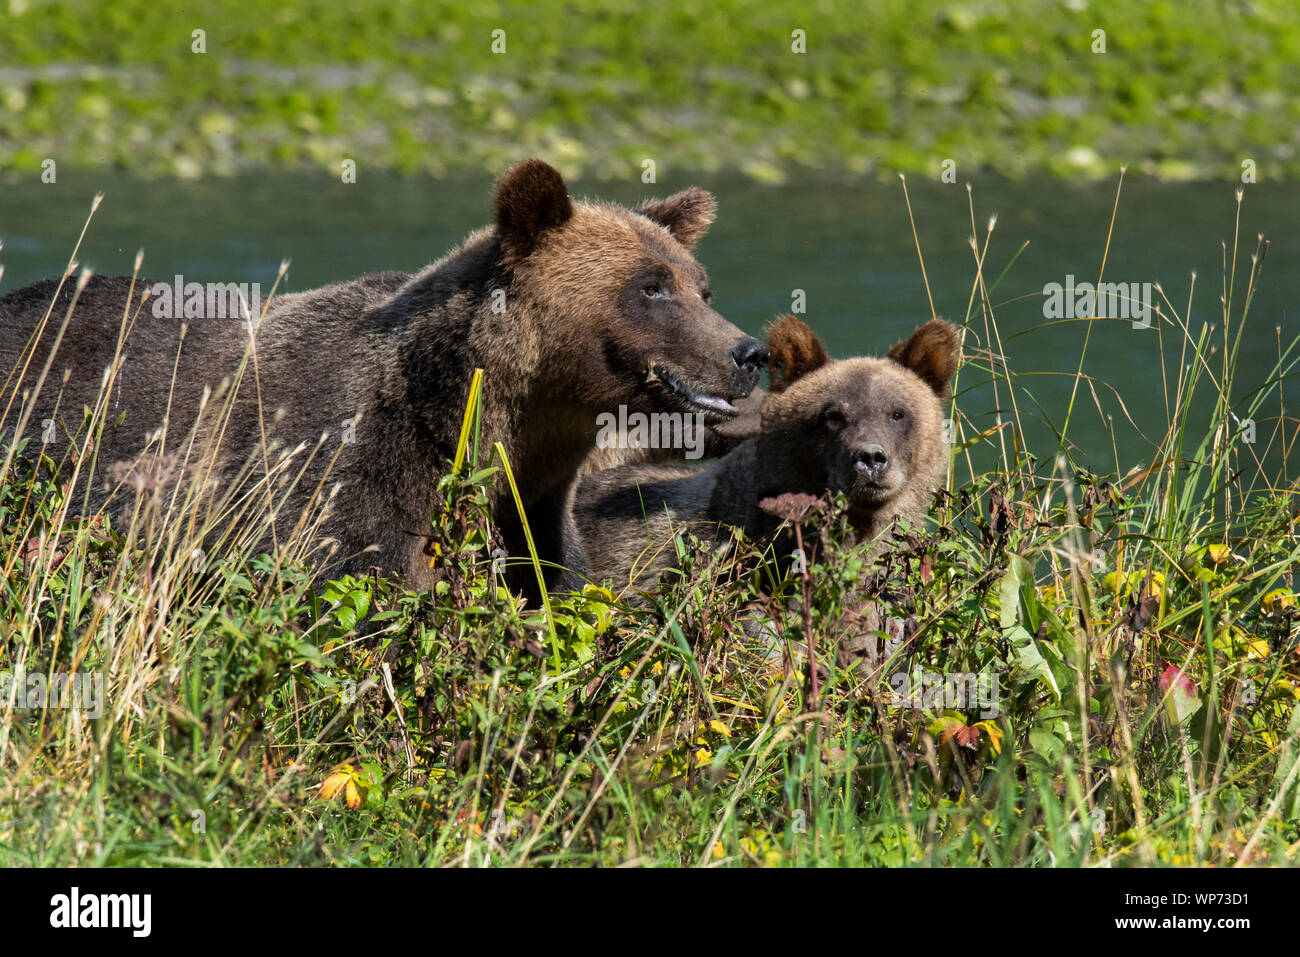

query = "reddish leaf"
940;723;981;749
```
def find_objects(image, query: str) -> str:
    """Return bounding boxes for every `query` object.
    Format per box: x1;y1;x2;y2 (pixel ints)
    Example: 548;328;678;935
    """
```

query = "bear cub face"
756;316;962;522
564;315;962;592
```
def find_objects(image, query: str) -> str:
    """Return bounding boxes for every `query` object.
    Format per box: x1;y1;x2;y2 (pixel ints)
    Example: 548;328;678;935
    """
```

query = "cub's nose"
728;336;768;396
854;444;889;480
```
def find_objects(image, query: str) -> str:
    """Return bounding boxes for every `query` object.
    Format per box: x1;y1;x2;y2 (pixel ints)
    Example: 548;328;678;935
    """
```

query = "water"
2;170;1297;477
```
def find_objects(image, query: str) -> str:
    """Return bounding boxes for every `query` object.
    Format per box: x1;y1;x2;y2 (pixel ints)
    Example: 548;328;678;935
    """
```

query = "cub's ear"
887;319;962;399
494;159;574;265
635;187;716;250
766;314;829;393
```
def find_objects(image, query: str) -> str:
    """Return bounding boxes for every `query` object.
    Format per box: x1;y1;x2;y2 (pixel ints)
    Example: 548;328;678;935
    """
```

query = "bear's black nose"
729;337;768;370
854;444;889;480
728;336;767;396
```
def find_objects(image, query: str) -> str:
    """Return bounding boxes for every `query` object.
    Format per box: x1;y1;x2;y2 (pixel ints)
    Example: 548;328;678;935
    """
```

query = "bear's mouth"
850;467;901;503
651;365;738;419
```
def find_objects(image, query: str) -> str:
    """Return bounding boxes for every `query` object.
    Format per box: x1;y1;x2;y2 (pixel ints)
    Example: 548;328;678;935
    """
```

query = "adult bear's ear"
635;187;716;250
494;159;574;265
765;314;829;393
887;319;962;400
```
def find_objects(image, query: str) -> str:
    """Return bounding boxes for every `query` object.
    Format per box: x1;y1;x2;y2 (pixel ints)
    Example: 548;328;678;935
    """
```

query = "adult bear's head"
493;159;766;424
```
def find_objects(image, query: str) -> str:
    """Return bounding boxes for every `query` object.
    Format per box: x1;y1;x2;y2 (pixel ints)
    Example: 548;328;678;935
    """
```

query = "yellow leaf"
711;694;761;713
974;720;1004;755
344;776;362;810
318;765;353;801
1137;570;1165;600
1263;589;1295;614
708;719;731;737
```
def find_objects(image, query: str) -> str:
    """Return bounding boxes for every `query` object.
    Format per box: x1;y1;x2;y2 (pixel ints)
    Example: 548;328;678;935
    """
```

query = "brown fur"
577;386;765;475
766;315;829;393
0;159;767;596
567;316;962;592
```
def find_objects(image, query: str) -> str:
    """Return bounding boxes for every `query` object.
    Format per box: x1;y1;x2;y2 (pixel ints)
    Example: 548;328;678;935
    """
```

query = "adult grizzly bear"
567;315;961;591
0;159;767;593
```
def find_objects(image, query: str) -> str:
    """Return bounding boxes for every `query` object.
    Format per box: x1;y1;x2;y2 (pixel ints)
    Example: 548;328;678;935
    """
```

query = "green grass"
2;0;1299;182
1;183;1299;867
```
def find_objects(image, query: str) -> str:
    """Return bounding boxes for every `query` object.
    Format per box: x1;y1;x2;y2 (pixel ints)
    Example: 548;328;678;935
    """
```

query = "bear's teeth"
652;365;738;416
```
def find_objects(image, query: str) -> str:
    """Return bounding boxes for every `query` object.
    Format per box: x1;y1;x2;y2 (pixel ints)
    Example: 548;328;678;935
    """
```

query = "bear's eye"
819;405;846;429
891;409;906;421
642;283;665;299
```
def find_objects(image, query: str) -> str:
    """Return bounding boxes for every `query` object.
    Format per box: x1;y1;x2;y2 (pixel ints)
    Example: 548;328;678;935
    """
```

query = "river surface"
3;170;1298;478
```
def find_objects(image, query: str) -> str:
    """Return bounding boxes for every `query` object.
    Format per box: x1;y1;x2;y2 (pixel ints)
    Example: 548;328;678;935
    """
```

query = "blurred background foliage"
1;0;1297;182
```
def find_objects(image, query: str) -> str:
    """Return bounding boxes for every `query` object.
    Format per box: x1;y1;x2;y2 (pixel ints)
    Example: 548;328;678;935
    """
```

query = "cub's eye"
642;284;664;299
820;405;847;429
891;409;906;421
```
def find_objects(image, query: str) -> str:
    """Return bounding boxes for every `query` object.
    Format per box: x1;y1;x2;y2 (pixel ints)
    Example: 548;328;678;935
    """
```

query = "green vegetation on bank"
2;0;1298;182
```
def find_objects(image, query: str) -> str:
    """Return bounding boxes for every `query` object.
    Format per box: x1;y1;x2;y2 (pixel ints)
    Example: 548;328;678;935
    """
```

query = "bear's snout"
853;443;890;482
839;439;904;503
728;337;767;397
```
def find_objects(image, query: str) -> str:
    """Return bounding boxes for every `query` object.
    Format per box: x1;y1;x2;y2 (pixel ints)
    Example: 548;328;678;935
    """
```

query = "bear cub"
567;315;962;591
